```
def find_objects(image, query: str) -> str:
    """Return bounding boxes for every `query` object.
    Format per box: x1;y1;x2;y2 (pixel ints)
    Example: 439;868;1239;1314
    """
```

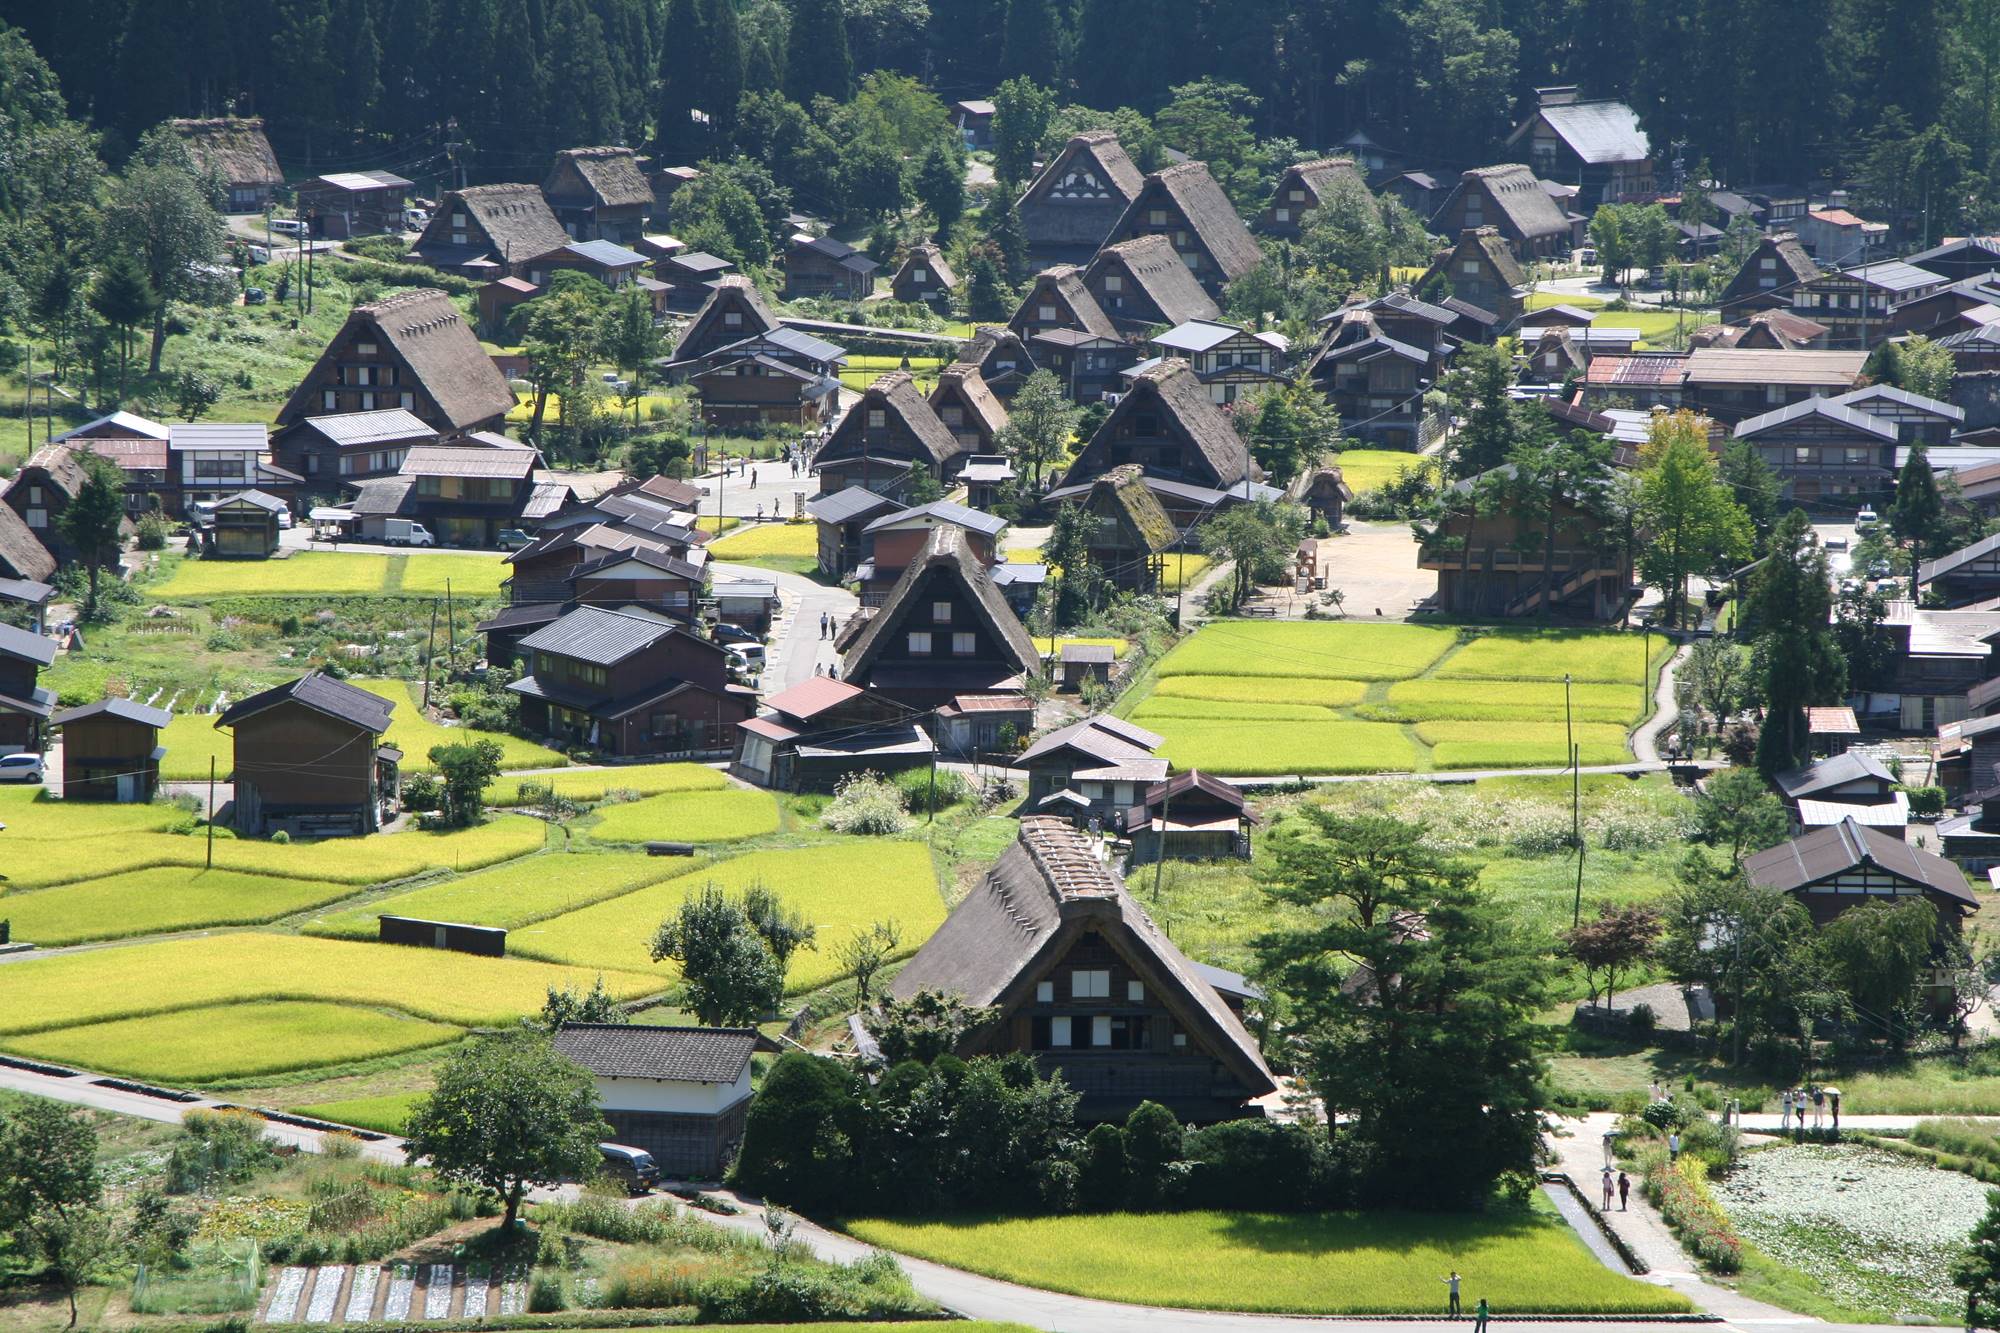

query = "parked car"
244;286;268;305
595;1143;659;1195
1823;534;1849;553
727;643;766;669
268;217;307;237
247;244;271;264
276;507;293;530
0;753;46;784
1855;506;1879;528
403;207;430;231
380;518;437;547
496;528;532;551
710;622;762;648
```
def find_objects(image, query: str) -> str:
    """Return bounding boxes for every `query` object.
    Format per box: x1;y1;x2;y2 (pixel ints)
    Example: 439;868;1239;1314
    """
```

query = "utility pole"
1151;777;1173;901
1571;743;1585;928
206;757;217;869
423;598;439;709
445;579;457;677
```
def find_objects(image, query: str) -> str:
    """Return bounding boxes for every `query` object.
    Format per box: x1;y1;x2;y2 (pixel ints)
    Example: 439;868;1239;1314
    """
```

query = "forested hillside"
1;0;1992;212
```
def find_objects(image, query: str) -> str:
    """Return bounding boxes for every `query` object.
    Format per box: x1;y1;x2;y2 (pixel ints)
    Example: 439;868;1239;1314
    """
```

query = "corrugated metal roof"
1733;396;1898;441
560;238;648;268
399;445;537;479
169;422;269;449
518;604;679;665
1682;349;1865;386
52;697;173;729
302;408;438;447
1532;100;1651;164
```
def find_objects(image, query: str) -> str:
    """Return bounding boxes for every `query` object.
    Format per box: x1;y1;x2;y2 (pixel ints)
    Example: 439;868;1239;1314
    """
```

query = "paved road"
1631;643;1690;764
710;557;854;691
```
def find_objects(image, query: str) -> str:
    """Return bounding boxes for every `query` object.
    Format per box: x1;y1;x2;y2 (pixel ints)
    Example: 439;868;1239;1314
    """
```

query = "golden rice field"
0;867;357;946
0;787;186;839
584;789;782;844
487;762;729;806
847;1203;1690;1315
5;1002;463;1083
1334;449;1433;495
304;850;681;941
1127;622;1671;775
1;815;548;890
0;934;659;1037
508;842;943;992
147;552;509;600
709;521;818;559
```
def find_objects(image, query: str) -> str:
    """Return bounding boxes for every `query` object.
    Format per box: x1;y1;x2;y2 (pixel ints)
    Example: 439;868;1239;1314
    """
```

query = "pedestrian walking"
1779;1087;1791;1132
1601;1167;1614;1210
1473;1298;1490;1333
1602;1128;1616;1167
1828;1086;1841;1132
1617;1171;1630;1211
1649;1080;1661;1102
828;662;839;680
1441;1272;1461;1317
1812;1085;1826;1129
1668;1131;1681;1163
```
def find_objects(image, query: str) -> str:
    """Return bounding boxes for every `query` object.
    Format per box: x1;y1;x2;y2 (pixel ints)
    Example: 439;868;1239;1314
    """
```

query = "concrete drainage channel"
261;1264;528;1323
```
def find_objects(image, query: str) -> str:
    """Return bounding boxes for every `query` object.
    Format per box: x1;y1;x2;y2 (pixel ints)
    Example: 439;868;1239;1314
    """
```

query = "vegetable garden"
1123;622;1670;775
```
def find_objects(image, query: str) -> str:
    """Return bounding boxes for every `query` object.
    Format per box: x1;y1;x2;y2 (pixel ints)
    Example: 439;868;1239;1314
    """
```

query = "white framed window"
1761;257;1777;270
1148;208;1168;225
1051;1016;1072;1046
724;311;742;326
1071;969;1110;999
1036;980;1054;1003
1092;1016;1112;1046
912;267;928;282
357;341;378;355
868;408;885;427
26;487;42;504
1462;259;1480;275
323;390;338;410
1289;188;1306;202
1127;980;1144;1002
1274;207;1290;222
1103;274;1122;292
451;231;468;246
1038;305;1056;321
1172;1029;1188;1048
24;509;45;528
907;631;932;654
952;632;976;655
400;392;413;409
932;600;953;622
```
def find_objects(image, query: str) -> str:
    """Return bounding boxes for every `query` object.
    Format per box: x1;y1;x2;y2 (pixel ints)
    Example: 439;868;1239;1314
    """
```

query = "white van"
269;218;307;237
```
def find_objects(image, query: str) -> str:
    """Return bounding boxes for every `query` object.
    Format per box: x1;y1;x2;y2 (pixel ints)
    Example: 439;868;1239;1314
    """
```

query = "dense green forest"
3;0;1997;211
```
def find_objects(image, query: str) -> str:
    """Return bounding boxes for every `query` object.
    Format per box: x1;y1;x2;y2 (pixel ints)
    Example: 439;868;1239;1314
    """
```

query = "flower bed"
1643;1156;1741;1273
1713;1142;1990;1321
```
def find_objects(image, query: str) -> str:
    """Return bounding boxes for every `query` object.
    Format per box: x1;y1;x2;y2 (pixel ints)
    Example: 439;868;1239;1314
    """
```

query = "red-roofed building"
733;676;932;790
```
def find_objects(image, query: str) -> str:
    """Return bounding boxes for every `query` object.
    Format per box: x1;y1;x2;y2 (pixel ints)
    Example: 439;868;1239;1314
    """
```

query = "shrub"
269;829;290;844
320;1131;363;1160
1627;1003;1657;1035
1903;785;1946;817
528;1274;565;1312
167;1110;279;1193
820;771;912;835
1641;1099;1694;1131
1641;1154;1741;1272
893;766;969;813
401;772;442;813
137;512;170;550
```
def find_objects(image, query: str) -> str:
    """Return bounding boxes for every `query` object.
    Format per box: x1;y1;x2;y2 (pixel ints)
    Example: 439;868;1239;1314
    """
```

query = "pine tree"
783;0;852;106
1954;1191;2000;1331
544;0;622;146
1890;445;1947;600
914;140;964;238
965;249;1010;320
333;0;383;135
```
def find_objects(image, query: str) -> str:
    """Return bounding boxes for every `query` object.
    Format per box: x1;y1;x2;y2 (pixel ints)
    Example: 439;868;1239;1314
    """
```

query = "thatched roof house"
169;117;282;210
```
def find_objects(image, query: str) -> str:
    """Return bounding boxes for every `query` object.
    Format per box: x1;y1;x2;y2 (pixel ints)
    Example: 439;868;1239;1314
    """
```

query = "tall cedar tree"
86;251;153;402
100;146;224;375
58;454;127;622
1445;343;1517;478
783;0;852;106
1634;410;1752;629
1890;444;1947;599
1505;416;1614;621
654;0;707;159
1749;509;1846;776
1252;809;1547;1209
999;0;1064;86
915;140;966;237
402;1029;608;1229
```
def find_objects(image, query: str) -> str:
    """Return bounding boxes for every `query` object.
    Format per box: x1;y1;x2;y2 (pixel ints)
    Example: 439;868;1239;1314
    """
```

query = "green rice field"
304;850;680;940
847;1201;1690;1314
1124;622;1671;775
509;842;944;992
0;867;357;946
297;1091;426;1134
585;789;782;844
488;762;728;805
5;1002;463;1083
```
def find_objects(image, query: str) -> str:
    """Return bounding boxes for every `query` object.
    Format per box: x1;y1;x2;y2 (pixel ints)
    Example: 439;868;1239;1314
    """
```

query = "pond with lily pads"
1714;1142;1988;1320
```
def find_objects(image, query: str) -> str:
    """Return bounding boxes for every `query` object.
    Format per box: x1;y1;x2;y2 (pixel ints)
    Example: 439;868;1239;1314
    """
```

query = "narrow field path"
1630;644;1691;765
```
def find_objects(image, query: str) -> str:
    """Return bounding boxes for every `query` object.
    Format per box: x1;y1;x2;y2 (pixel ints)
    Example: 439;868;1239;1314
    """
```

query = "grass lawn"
846;1199;1689;1315
0;815;549;890
4;1001;462;1084
304;849;680;940
585;789;782;844
0;933;660;1038
487;761;729;805
509;842;943;992
1336;448;1432;494
0;867;357;946
297;1090;427;1135
1127;623;1668;776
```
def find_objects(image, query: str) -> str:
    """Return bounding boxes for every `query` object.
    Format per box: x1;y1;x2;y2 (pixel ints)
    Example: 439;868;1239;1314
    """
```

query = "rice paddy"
508;842;944;992
147;551;509;600
296;1091;426;1134
1335;449;1433;495
303;850;680;940
846;1201;1691;1314
5;1002;463;1084
585;789;782;844
709;522;818;559
0;867;357;946
487;762;729;806
1127;622;1669;775
0;933;660;1037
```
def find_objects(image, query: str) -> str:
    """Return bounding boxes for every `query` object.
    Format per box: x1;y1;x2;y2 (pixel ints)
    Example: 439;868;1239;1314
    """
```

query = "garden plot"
509;842;944;992
1;815;547;890
306;851;679;940
5;1001;462;1084
0;867;358;946
1715;1142;1990;1321
1128;622;1668;776
585;789;781;844
0;933;659;1039
847;1197;1688;1315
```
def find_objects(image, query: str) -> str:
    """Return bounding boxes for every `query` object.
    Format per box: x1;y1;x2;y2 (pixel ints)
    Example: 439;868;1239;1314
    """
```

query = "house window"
1103;274;1122;292
868;409;885;427
932;600;953;622
907;631;932;654
1071;969;1110;999
1845;447;1869;464
1794;447;1814;465
941;406;963;425
724;311;742;327
1148;209;1168;226
357;341;378;355
1462;260;1480;275
1172;1026;1188;1049
912;268;928;283
1051;1016;1073;1046
451;231;468;246
1038;305;1056;321
1127;980;1144;1002
1036;980;1054;1003
1761;257;1777;270
952;632;976;655
400;393;413;409
24;508;45;528
323;390;338;411
1091;1015;1112;1047
26;487;42;504
1274;207;1290;222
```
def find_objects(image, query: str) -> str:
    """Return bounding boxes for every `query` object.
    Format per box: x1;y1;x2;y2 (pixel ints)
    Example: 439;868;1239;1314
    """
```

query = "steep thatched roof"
1085;235;1219;328
1011;265;1118;339
1115;163;1263;283
1090;463;1177;552
279;289;515;432
0;502;55;582
1017;131;1146;249
169;117;281;187
843;525;1041;684
671;275;780;364
928;364;1008;440
1438;165;1569;244
894;242;958;290
545;146;654;209
435;184;570;264
819;371;965;470
1069;358;1248;489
